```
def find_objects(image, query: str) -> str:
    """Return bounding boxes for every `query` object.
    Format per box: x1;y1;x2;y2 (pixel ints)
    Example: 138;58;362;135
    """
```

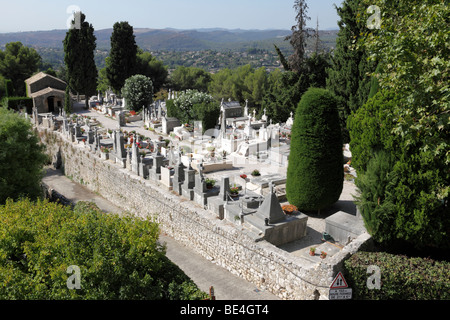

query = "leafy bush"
349;88;449;250
344;251;450;300
0;107;47;204
167;89;219;133
349;0;449;250
121;74;154;112
1;96;33;113
286;88;343;212
0;199;208;300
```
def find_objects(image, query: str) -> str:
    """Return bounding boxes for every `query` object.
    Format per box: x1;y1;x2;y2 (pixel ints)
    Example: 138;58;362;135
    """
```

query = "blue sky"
0;0;343;33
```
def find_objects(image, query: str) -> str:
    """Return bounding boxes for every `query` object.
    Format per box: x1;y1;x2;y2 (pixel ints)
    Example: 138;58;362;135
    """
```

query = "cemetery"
30;91;370;300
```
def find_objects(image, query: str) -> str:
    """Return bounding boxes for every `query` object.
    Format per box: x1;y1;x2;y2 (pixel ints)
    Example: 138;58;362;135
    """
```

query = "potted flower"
100;146;110;160
251;169;261;177
320;251;327;259
205;178;216;189
229;185;239;197
309;247;316;256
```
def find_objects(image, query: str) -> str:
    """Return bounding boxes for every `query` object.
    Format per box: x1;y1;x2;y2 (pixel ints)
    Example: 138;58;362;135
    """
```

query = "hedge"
2;96;33;113
344;251;450;300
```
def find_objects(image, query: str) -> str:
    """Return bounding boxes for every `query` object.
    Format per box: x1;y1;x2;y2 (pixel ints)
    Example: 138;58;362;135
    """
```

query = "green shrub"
5;79;14;97
121;74;154;112
344;251;450;300
286;87;343;212
0;199;208;300
348;89;449;250
0;107;47;204
2;96;33;113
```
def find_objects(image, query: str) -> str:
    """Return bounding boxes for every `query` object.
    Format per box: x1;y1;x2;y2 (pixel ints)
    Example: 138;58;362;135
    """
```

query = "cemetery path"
42;167;280;300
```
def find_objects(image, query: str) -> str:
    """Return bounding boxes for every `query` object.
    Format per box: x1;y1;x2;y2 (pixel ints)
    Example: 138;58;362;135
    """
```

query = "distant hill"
0;28;337;52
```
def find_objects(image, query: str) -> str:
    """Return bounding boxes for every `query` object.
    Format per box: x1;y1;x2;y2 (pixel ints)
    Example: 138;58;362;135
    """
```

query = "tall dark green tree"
326;0;375;142
63;12;98;110
286;88;343;213
106;22;138;93
0;42;41;96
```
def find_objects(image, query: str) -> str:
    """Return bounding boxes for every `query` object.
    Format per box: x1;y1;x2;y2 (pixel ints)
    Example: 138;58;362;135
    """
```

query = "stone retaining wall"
37;126;372;300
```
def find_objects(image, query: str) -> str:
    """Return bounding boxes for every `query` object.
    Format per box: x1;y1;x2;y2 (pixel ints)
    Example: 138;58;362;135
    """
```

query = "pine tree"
285;0;311;73
106;22;138;93
326;0;375;142
286;88;343;212
63;12;98;110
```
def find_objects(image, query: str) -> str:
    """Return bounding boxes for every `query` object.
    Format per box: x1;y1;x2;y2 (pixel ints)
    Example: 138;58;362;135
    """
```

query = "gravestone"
117;111;126;127
181;159;195;201
149;150;164;181
160;166;172;190
207;176;230;219
139;154;149;179
115;130;126;167
131;140;140;175
172;153;185;195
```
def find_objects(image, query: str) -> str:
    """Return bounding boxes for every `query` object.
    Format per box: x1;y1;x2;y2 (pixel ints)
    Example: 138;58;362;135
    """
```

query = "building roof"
25;72;66;86
29;87;66;98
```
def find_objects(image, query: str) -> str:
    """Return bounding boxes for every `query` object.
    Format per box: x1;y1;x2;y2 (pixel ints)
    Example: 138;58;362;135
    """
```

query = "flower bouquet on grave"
205;178;216;189
229;185;239;197
251;169;261;177
240;174;247;180
282;204;298;215
100;146;110;154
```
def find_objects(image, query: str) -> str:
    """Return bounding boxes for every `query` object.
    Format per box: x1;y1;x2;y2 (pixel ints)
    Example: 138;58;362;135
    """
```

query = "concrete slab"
325;211;366;245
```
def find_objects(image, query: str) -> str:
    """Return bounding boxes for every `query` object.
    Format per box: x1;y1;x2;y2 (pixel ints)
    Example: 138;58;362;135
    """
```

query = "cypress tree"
64;85;72;114
326;0;375;143
106;22;138;93
286;88;343;212
63;12;98;110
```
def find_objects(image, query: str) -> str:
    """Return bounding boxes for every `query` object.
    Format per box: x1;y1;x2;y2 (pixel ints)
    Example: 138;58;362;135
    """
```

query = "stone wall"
37;126;372;300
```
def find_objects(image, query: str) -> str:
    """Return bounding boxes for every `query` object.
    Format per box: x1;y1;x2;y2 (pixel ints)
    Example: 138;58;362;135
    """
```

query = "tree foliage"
121;74;153;112
0;107;47;204
170;66;211;93
63;12;98;110
0;42;41;96
106;22;138;93
135;50;168;93
208;65;268;110
285;0;311;73
286;88;343;212
0;199;208;300
326;0;375;143
348;0;449;250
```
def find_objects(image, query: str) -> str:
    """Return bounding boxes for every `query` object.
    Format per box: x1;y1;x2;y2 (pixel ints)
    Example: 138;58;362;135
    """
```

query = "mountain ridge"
0;27;337;52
